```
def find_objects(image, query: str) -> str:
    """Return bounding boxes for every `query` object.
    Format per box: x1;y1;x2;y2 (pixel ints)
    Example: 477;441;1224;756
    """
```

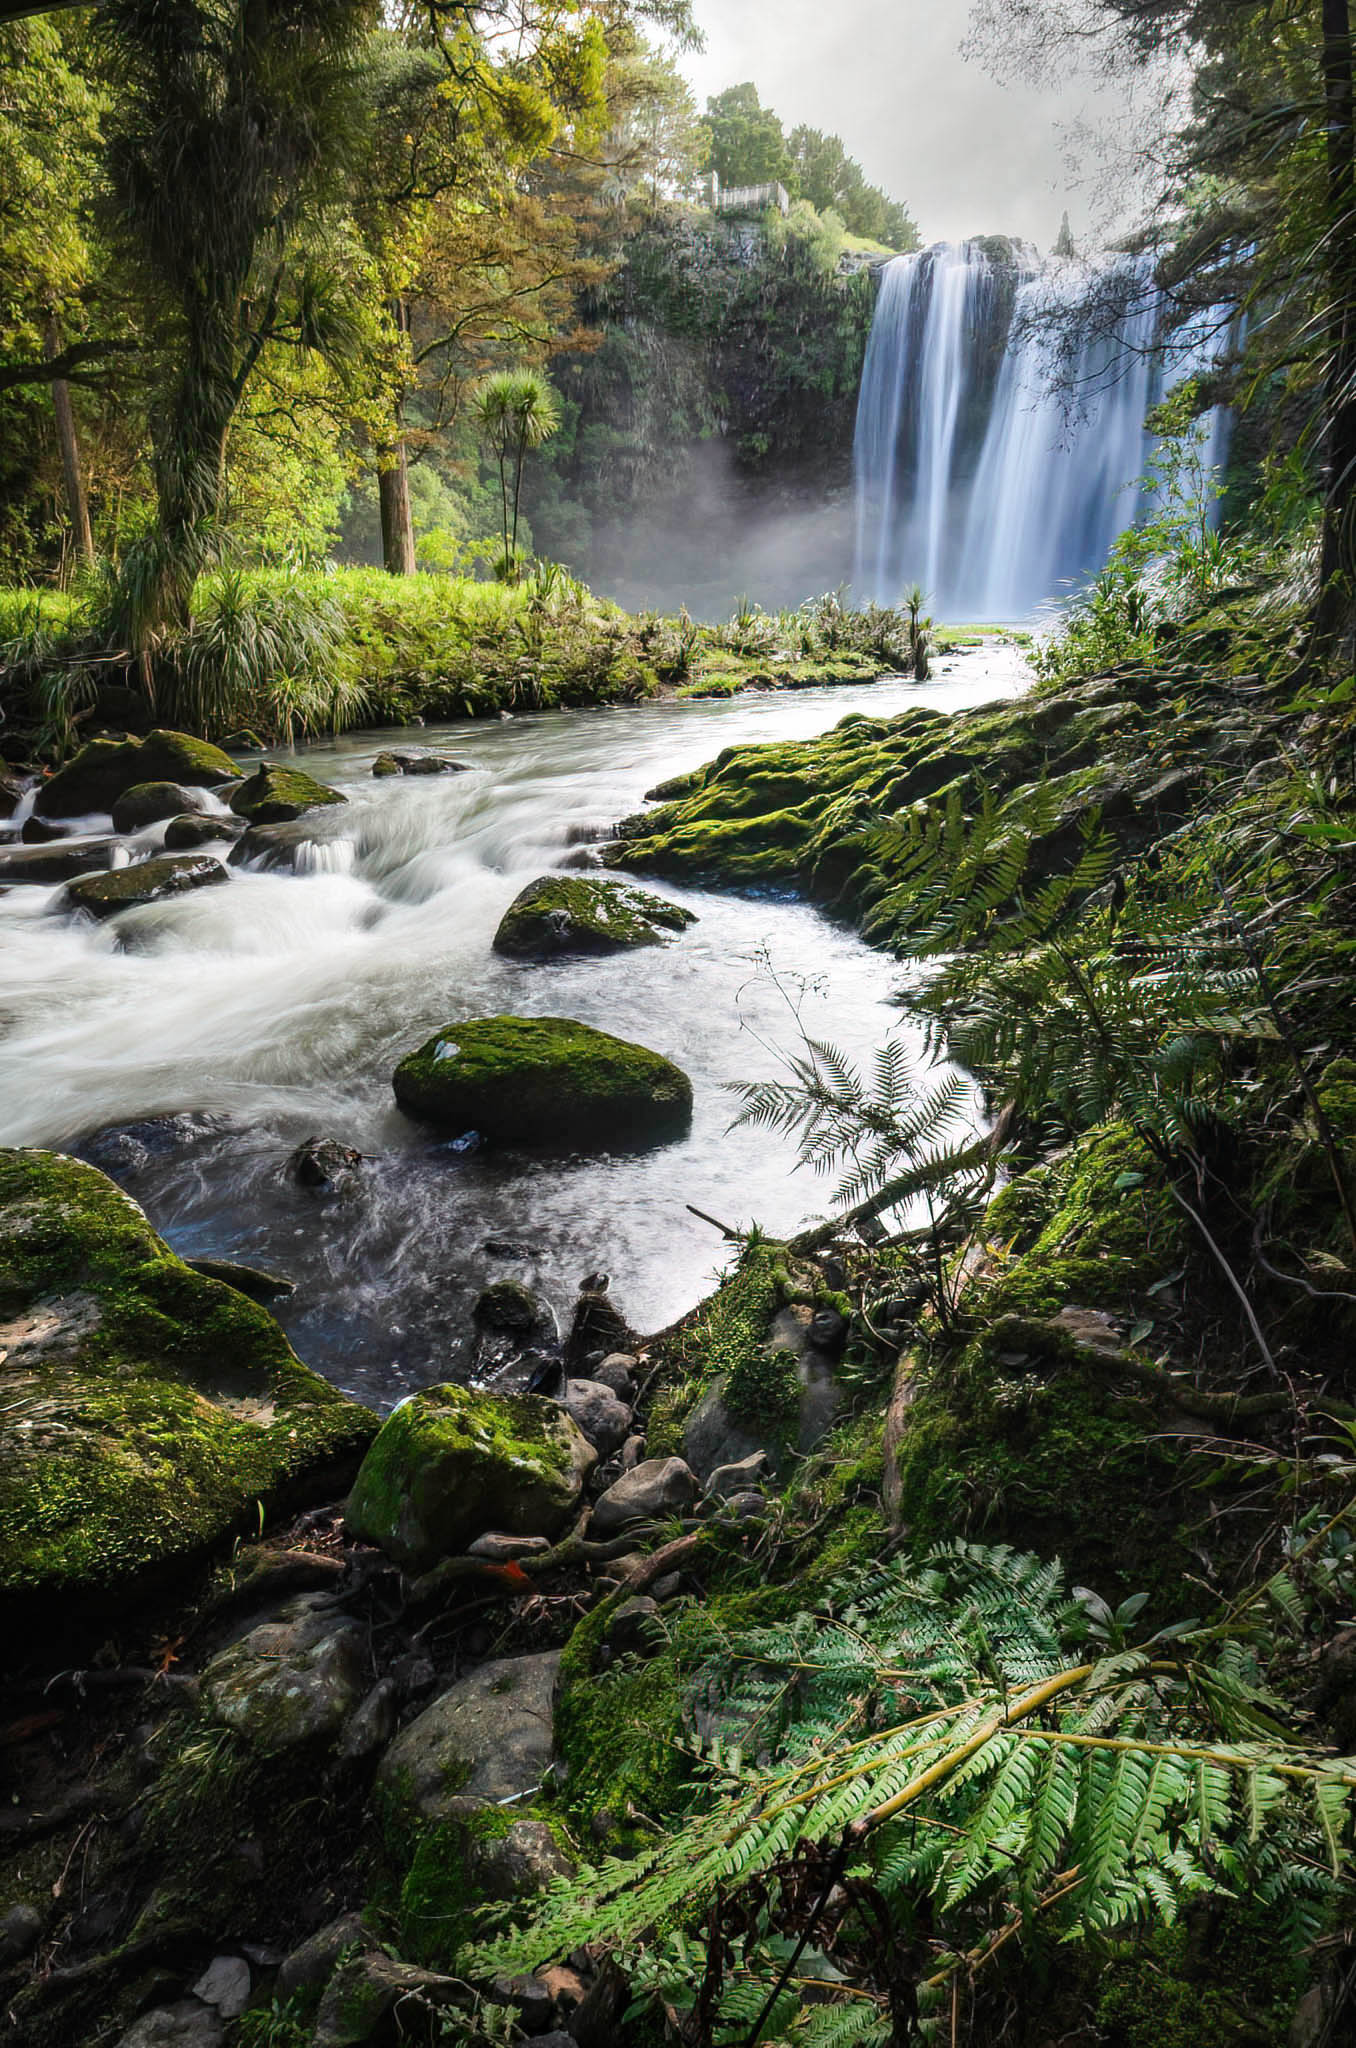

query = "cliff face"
522;207;881;616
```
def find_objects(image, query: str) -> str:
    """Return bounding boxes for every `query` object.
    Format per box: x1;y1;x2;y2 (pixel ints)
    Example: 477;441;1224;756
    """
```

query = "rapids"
0;651;1024;1408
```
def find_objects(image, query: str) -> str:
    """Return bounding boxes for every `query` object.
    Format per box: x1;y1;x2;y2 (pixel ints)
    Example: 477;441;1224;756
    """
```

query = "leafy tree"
99;0;382;641
475;365;562;574
703;80;792;190
786;123;920;249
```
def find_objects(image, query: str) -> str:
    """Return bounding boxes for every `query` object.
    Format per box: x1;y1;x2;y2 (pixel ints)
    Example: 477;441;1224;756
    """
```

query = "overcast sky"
683;0;1126;249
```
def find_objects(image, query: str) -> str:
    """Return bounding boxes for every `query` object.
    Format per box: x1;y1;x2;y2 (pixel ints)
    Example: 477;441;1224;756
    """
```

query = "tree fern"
469;1541;1356;2043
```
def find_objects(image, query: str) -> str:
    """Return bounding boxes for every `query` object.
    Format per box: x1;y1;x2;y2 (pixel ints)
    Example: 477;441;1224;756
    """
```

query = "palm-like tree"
474;368;561;580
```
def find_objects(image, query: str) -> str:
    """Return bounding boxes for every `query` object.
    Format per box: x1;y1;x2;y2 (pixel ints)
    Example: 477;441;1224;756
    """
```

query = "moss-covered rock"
392;1014;693;1149
110;782;209;834
163;812;243;850
63;853;230;919
376;1651;561;1825
228;763;348;824
36;730;239;819
492;874;696;960
0;1150;377;1607
346;1385;595;1570
200;1598;367;1753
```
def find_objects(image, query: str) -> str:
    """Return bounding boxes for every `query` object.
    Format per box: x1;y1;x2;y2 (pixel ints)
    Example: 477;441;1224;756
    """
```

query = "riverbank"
0;570;980;765
3;582;1353;2048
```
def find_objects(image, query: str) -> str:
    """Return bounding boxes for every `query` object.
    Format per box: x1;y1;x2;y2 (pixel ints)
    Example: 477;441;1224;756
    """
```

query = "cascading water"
853;241;1232;619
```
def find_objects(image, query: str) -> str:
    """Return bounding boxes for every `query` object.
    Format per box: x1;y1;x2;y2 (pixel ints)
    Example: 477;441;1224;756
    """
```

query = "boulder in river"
493;873;696;959
0;1150;377;1610
346;1384;595;1570
63;853;229;919
372;750;470;777
0;838;118;884
36;729;239;818
164;811;244;850
392;1014;693;1149
110;781;209;834
229;762;348;825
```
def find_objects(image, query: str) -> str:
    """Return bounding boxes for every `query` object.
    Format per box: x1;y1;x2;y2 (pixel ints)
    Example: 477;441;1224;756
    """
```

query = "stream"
0;646;1027;1410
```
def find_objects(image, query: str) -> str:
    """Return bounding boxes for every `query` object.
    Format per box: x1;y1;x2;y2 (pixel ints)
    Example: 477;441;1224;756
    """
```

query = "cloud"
683;0;1126;249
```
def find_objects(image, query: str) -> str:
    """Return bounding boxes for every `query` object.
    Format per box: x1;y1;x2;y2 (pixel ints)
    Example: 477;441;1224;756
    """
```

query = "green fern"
469;1541;1356;2044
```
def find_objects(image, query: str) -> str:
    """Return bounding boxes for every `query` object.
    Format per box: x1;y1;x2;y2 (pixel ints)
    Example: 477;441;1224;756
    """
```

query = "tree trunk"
45;316;94;572
1315;0;1356;643
378;436;417;577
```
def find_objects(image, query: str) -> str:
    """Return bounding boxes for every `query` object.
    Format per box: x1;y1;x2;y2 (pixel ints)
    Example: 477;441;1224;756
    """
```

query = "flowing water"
853;242;1234;619
0;650;1025;1409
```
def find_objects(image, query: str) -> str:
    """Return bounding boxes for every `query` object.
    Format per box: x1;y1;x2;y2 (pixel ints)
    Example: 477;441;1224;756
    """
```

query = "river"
0;645;1027;1409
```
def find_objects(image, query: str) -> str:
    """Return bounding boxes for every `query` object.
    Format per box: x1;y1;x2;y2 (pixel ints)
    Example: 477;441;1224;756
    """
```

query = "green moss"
723;1343;801;1434
346;1382;588;1569
0;1150;376;1601
64;852;228;919
646;1244;785;1455
492;874;696;958
982;1126;1183;1321
37;728;238;817
228;763;347;823
391;1013;693;1148
1094;1918;1300;2048
397;1810;511;1965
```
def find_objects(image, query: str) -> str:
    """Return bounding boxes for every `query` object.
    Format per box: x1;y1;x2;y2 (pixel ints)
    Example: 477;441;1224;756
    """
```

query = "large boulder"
589;1456;700;1535
493;875;696;960
229;763;347;825
200;1597;367;1752
346;1385;595;1571
63;853;229;919
36;730;238;819
392;1015;693;1149
164;812;244;851
111;782;210;834
683;1304;843;1481
0;1150;377;1608
0;838;118;884
376;1651;561;1821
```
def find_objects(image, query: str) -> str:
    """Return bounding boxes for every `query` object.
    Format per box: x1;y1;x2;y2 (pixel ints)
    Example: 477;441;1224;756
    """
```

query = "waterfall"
853;241;1232;620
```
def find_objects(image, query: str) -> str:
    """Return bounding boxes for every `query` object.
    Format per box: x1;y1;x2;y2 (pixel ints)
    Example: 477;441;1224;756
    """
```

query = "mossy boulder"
228;763;348;825
377;1650;561;1823
36;729;238;819
63;854;230;920
392;1014;693;1148
0;1150;377;1608
110;782;208;834
346;1385;595;1570
164;812;243;851
492;874;697;960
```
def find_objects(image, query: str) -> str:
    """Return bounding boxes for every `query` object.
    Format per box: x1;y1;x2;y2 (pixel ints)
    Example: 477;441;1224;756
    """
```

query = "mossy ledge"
391;1013;693;1148
0;1149;377;1613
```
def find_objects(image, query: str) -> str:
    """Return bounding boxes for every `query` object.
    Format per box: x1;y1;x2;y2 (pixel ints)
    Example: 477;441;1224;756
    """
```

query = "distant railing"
694;173;791;218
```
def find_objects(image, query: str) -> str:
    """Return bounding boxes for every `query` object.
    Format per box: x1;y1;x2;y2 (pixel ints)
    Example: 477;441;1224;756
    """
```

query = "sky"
683;0;1128;250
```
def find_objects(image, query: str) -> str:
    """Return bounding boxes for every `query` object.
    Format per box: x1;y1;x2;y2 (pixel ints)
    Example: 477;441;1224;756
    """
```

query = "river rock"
562;1378;632;1456
392;1014;693;1149
63;853;229;919
683;1304;843;1482
228;762;347;824
21;813;69;842
201;1598;368;1751
191;1956;251;2019
346;1385;595;1570
0;837;119;883
289;1135;365;1193
0;1150;377;1606
474;1278;546;1332
115;2002;224;2048
0;1903;42;1963
36;729;239;819
589;1456;700;1535
476;1818;575;1902
467;1531;551;1562
111;781;209;834
164;812;244;850
313;1954;467;2048
376;1651;561;1821
592;1352;638;1397
372;750;470;777
705;1450;773;1499
186;1256;296;1302
276;1911;370;1999
228;816;346;870
492;874;697;959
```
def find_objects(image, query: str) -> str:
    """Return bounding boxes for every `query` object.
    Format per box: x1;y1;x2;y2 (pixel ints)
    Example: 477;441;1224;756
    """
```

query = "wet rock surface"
377;1650;561;1820
492;872;697;959
393;1013;693;1149
63;853;230;919
228;762;348;825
